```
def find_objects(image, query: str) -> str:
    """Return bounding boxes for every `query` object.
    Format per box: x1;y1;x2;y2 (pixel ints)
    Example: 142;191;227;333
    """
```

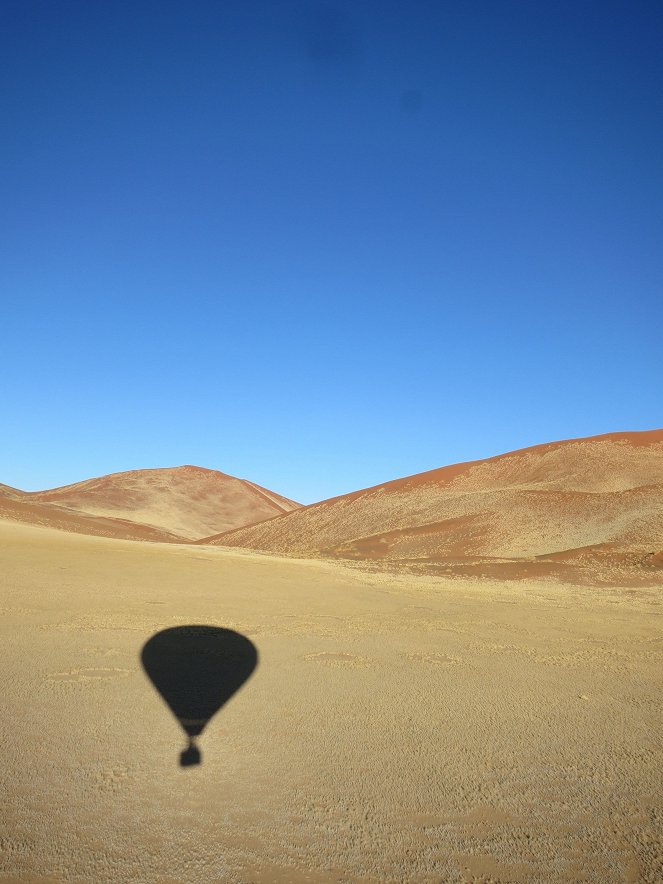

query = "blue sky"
2;0;662;503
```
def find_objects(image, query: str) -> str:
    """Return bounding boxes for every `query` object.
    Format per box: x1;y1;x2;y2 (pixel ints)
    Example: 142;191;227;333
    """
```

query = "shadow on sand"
141;626;258;766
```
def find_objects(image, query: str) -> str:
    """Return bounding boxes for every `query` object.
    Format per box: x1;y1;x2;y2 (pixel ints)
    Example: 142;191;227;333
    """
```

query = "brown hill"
0;494;184;542
203;430;663;583
2;466;300;541
1;477;186;541
0;482;23;500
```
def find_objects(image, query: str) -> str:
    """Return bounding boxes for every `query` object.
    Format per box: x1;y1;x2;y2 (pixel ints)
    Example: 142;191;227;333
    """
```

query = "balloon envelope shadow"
141;626;258;766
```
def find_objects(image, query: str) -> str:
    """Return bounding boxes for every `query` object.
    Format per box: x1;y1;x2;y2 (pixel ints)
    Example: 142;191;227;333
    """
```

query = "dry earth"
1;518;662;883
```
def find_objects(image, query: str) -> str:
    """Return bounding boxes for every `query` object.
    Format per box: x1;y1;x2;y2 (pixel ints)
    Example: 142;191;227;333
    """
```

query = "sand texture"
2;431;662;881
205;431;663;585
3;466;299;541
1;519;662;882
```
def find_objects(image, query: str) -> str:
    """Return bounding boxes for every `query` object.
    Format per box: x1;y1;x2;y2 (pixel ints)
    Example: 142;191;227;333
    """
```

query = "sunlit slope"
1;477;183;541
0;482;23;499
205;431;663;575
0;494;183;542
23;466;300;540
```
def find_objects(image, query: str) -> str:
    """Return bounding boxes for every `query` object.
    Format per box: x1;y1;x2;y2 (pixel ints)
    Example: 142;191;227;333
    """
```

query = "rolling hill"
202;430;663;582
1;466;300;541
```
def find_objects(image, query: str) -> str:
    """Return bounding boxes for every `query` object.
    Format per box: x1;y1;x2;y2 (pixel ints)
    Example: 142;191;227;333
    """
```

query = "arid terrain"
1;432;662;882
0;467;300;542
207;430;663;586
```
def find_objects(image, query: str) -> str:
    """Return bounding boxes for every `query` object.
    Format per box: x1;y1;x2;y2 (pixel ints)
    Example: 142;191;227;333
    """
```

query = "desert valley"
1;430;662;882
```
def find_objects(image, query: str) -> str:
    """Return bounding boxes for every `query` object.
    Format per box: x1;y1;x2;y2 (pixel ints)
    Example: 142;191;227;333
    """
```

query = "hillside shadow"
141;626;258;766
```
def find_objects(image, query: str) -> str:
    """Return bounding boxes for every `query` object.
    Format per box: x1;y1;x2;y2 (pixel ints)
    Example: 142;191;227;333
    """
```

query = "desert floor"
1;520;662;883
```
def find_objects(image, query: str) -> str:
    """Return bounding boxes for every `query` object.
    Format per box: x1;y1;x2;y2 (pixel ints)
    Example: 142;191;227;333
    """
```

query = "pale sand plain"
1;519;662;883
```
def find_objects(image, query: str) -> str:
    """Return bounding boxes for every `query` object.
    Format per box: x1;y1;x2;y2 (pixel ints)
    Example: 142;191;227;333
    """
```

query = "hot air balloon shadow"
141;626;258;766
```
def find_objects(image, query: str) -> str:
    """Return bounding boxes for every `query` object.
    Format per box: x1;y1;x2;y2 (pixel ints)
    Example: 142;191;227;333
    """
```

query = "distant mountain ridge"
0;466;300;541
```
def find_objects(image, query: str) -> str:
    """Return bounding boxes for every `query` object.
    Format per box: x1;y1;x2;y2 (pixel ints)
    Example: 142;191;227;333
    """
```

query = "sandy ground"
1;519;662;883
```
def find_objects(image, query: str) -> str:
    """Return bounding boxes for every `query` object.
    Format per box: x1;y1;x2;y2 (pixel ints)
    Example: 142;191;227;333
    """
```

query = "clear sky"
2;1;662;503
